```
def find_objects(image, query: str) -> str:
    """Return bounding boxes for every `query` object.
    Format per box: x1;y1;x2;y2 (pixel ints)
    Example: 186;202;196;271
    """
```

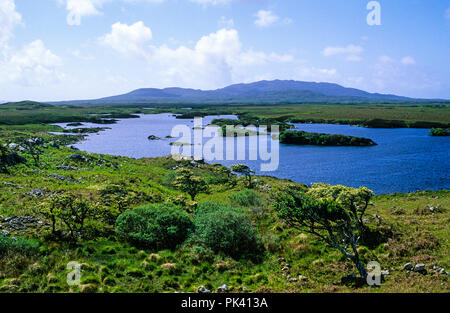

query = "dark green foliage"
0;236;39;257
193;201;263;259
429;128;450;136
173;168;207;200
279;130;377;146
229;189;262;207
115;203;193;250
231;164;255;188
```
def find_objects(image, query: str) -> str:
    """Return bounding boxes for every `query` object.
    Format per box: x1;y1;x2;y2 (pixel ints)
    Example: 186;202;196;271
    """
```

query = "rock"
56;165;79;171
288;278;298;283
413;264;426;273
281;265;290;272
27;188;46;197
197;286;210;293
47;174;78;183
68;154;88;162
148;135;161;140
277;257;286;263
1;230;10;236
217;284;228;293
403;263;414;271
298;275;307;281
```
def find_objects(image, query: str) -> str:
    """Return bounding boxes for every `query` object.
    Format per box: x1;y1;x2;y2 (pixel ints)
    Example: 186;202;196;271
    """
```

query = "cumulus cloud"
99;21;152;56
254;10;279;28
0;40;63;86
322;44;363;62
99;26;295;89
61;0;165;26
0;0;22;49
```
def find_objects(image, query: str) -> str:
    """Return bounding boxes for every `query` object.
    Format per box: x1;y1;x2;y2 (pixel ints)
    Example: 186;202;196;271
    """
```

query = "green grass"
0;124;448;293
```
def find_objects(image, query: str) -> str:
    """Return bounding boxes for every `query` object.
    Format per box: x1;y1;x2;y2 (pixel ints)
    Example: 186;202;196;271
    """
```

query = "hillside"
0;126;449;293
51;80;444;105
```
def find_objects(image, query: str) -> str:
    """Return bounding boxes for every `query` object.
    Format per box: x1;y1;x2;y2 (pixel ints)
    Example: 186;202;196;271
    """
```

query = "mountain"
52;80;443;105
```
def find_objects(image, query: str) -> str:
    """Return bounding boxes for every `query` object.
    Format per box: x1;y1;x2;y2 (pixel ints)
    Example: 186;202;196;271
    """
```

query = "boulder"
217;284;228;293
403;263;414;271
197;286;210;293
413;264;426;273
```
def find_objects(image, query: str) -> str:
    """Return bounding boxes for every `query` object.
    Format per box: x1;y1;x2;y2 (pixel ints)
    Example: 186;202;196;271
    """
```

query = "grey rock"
413;264;426;272
197;286;210;294
27;188;46;197
403;263;414;271
217;284;228;293
47;174;78;183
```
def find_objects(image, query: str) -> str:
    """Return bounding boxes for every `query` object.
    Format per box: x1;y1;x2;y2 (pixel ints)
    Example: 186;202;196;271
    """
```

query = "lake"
53;113;450;194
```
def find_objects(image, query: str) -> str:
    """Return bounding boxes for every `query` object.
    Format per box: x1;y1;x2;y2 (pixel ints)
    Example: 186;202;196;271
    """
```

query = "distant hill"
52;80;446;105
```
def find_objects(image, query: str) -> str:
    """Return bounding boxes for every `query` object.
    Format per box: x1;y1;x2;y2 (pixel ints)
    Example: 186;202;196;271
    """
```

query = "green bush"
229;189;262;207
115;203;193;250
0;235;40;256
193;201;263;259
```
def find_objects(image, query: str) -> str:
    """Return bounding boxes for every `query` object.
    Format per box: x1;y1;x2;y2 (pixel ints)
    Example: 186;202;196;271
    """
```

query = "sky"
0;0;449;102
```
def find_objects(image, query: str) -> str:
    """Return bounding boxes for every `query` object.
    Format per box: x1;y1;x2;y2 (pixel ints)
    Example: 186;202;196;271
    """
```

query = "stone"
197;286;210;293
148;135;161;140
403;263;414;271
27;188;46;197
217;284;228;293
47;174;78;183
413;264;426;273
68;154;88;162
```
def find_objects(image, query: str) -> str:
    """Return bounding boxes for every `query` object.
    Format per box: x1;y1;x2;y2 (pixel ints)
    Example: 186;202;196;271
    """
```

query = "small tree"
307;184;374;233
40;194;95;240
273;187;368;279
173;168;207;200
18;137;44;167
231;164;255;188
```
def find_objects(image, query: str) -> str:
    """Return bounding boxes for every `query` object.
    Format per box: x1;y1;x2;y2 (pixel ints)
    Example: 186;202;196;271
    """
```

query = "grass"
0;103;449;293
0;124;448;293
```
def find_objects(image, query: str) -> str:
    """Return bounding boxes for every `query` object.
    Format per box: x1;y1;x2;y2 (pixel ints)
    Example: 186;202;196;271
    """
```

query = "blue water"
53;114;450;194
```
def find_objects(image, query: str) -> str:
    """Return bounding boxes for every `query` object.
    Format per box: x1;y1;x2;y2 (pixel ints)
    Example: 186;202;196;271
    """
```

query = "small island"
279;130;377;146
429;128;450;136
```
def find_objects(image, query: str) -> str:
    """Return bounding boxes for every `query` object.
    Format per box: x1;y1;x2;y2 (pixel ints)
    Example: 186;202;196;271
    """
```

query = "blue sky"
1;0;449;101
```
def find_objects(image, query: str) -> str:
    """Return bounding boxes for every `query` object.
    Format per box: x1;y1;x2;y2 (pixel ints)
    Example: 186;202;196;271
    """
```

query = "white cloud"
104;27;295;89
0;40;63;86
322;44;363;62
65;0;105;26
254;10;279;28
62;0;165;26
99;21;152;56
401;56;416;65
0;0;22;49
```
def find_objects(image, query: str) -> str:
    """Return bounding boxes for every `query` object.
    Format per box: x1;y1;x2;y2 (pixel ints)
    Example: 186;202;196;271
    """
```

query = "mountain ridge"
51;80;447;105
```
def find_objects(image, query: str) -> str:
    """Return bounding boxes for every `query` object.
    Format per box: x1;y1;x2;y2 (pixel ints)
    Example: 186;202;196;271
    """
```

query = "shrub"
115;203;193;250
0;235;39;257
229;189;262;207
193;201;263;259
